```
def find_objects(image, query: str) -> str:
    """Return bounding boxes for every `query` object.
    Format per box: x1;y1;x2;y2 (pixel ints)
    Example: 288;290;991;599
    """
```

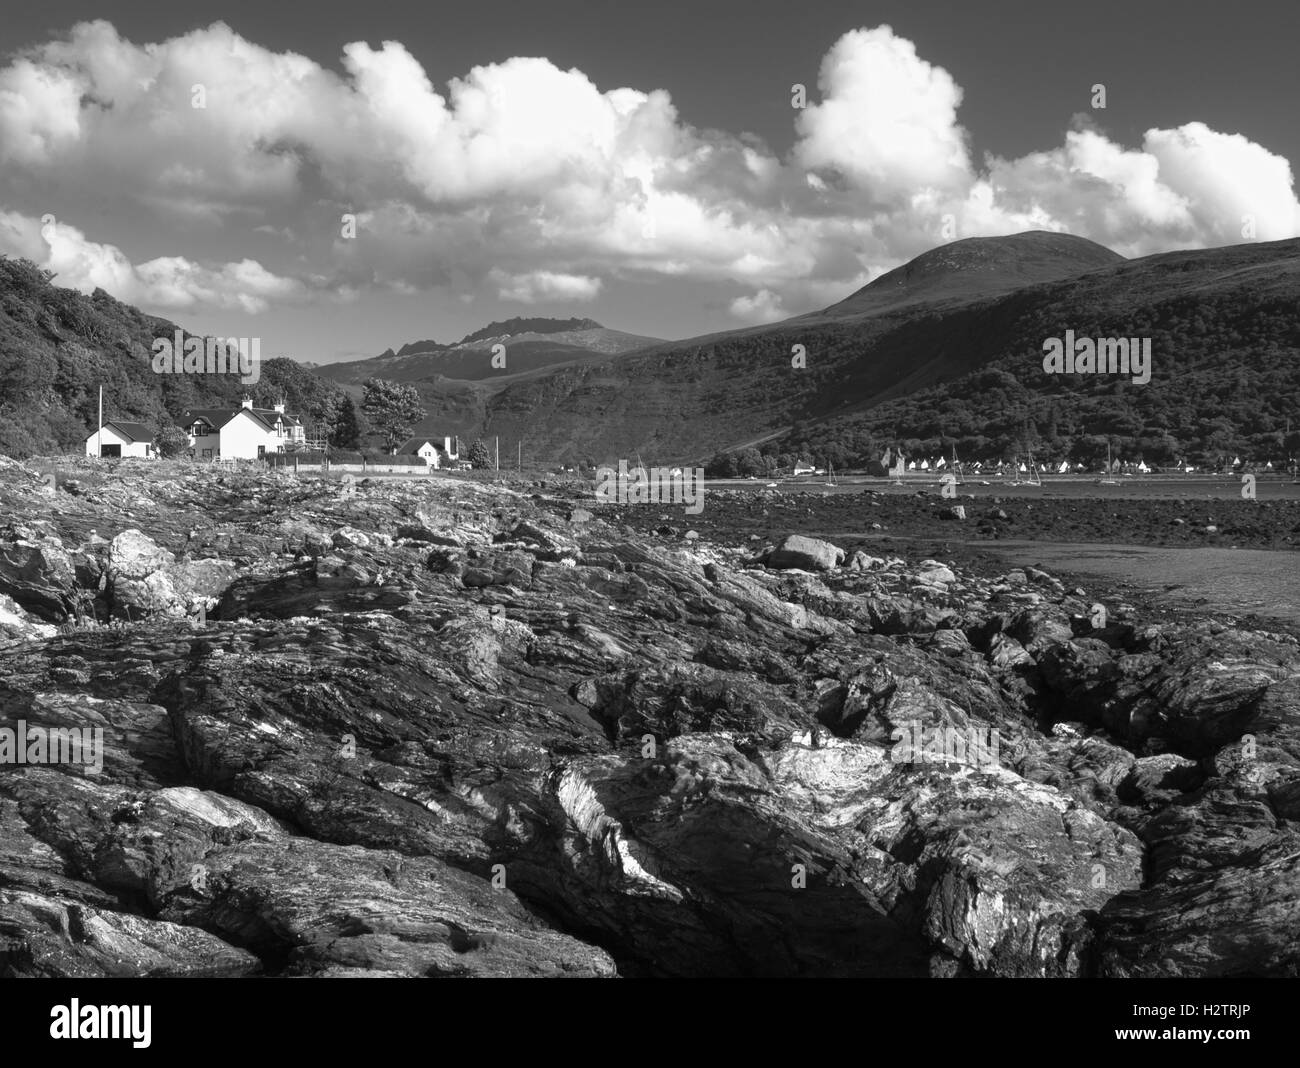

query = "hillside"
784;238;1300;469
0;256;347;458
316;318;663;386
424;234;1300;467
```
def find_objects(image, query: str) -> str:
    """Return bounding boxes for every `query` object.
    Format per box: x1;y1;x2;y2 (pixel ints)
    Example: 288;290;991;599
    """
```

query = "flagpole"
97;386;102;458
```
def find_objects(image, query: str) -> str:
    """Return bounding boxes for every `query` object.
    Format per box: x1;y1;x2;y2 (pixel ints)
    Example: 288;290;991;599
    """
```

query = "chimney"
241;397;254;410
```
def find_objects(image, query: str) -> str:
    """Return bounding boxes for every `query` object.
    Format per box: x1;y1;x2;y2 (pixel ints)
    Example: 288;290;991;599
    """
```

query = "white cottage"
180;399;305;460
85;421;157;459
397;436;459;468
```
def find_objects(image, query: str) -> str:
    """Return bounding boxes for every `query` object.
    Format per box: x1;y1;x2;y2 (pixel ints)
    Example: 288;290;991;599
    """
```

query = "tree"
333;394;362;450
154;425;191;458
467;439;492;469
254;357;343;432
361;378;425;452
733;447;765;477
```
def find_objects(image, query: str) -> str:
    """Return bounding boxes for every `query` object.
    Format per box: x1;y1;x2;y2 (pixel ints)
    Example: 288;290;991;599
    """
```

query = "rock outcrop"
2;459;1298;977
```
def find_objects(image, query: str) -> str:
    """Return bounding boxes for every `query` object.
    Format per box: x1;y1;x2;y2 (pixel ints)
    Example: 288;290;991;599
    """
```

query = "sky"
1;0;1298;364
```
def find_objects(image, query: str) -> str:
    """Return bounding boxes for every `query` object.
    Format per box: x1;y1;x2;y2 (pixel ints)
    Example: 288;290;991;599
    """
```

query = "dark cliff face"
2;457;1298;977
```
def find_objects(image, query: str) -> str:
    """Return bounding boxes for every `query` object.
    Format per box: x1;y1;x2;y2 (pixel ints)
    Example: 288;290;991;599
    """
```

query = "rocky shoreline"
2;458;1298;977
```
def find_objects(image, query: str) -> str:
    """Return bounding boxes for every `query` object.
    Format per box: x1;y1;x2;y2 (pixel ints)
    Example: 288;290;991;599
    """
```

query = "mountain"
788;237;1300;469
9;232;1300;469
412;234;1300;466
315;317;664;386
458;316;603;343
814;231;1124;319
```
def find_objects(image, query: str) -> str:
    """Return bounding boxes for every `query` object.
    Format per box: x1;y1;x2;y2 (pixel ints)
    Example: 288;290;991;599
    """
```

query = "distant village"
725;442;1297;480
82;398;1294;480
85;397;469;469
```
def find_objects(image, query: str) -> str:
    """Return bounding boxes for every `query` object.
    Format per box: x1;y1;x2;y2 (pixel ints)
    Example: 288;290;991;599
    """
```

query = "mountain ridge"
396;234;1300;467
315;318;665;386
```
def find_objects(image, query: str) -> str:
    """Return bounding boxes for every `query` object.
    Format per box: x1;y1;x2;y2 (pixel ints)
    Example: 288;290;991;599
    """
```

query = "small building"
396;436;459;468
85;421;156;459
792;461;816;476
180;399;305;460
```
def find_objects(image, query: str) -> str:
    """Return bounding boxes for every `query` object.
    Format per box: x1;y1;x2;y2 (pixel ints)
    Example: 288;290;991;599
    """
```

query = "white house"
792;461;816;476
85;421;157;459
397;436;459;468
180;399;305;460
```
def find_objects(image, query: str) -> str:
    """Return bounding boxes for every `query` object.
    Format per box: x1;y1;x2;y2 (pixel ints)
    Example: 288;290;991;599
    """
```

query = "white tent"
919;459;930;470
935;456;947;469
907;461;917;471
1137;460;1150;473
1057;460;1070;473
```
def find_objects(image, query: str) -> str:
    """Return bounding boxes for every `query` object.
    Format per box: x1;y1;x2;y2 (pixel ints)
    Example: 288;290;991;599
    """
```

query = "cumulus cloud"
0;210;307;313
729;289;788;324
0;19;1296;322
794;27;972;201
488;268;602;303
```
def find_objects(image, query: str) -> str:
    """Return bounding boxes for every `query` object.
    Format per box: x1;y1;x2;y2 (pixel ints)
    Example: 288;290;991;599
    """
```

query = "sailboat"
950;443;964;485
1008;451;1042;487
825;462;837;487
1024;448;1043;487
1097;443;1120;485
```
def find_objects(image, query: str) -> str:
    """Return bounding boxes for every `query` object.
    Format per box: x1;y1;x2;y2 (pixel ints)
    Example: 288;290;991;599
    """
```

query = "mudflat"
967;541;1300;625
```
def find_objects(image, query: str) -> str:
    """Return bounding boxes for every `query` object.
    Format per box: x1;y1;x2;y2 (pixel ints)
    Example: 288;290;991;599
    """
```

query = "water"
712;475;1300;502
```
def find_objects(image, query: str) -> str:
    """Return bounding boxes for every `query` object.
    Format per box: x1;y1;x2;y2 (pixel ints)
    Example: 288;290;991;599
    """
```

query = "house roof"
89;420;154;443
397;437;445;454
181;406;302;432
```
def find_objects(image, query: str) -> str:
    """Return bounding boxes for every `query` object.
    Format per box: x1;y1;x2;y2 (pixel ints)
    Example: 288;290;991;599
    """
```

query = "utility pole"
517;440;521;473
494;436;499;473
97;386;102;458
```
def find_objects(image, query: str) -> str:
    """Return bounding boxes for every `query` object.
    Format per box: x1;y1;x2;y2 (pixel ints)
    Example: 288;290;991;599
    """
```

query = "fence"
261;452;431;474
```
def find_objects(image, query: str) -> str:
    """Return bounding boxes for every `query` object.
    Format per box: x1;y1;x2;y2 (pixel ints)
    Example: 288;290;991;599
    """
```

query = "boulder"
766;535;844;571
331;527;372;550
